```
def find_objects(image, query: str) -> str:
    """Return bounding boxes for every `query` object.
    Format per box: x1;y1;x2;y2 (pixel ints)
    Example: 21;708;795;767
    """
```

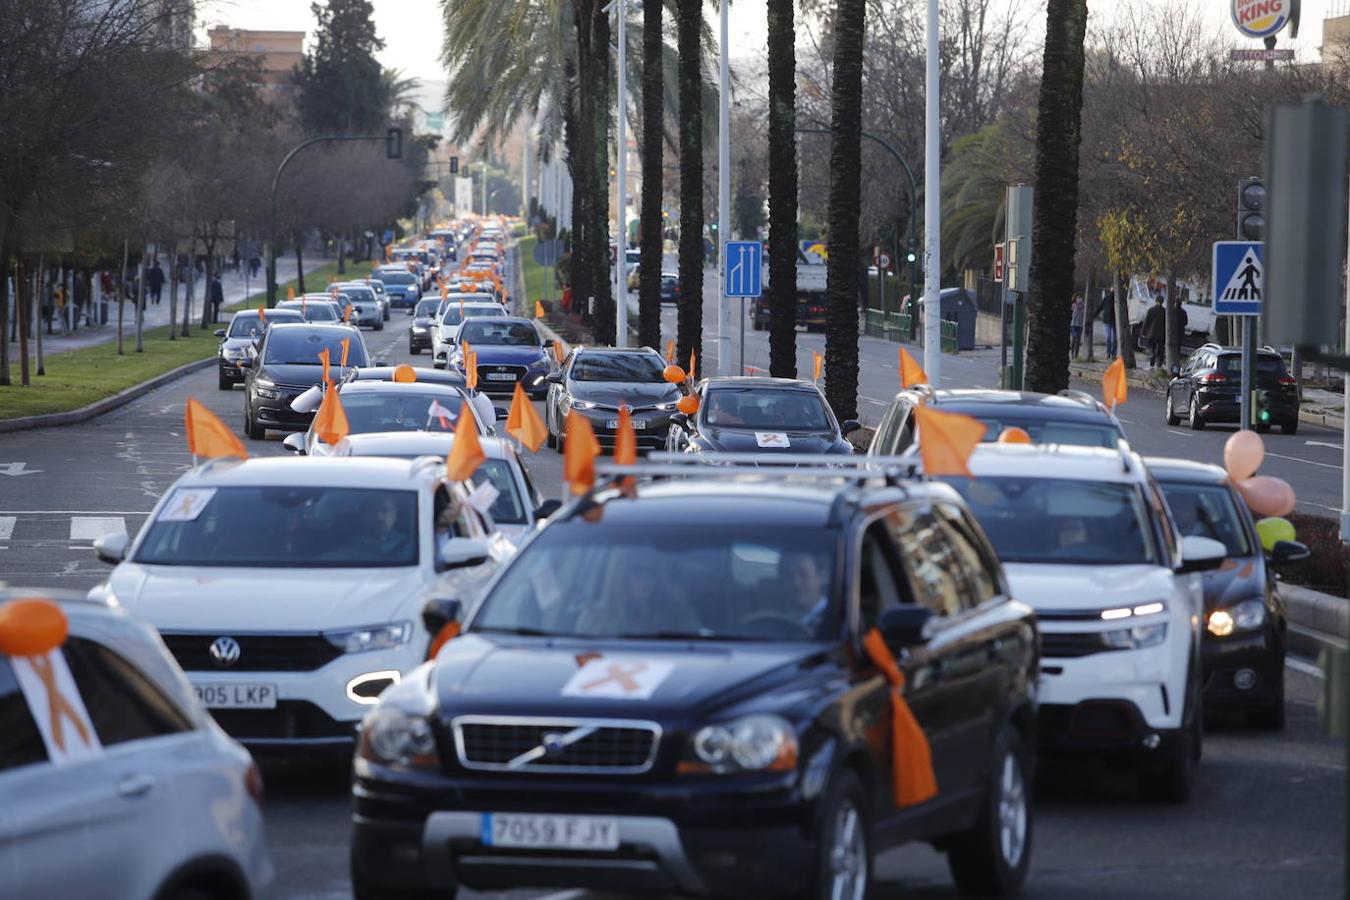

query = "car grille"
160;633;342;672
210;701;355;742
452;716;661;774
586;401;663;413
1040;630;1128;659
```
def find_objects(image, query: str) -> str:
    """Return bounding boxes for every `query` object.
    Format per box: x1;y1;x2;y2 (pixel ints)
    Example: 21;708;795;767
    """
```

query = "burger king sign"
1231;0;1292;39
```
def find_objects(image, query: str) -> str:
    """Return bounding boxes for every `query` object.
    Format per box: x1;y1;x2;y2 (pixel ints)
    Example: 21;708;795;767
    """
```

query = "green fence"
941;319;959;354
863;309;960;353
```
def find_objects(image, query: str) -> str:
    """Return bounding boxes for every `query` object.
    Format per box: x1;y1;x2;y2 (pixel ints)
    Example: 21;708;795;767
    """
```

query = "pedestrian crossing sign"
1212;241;1263;316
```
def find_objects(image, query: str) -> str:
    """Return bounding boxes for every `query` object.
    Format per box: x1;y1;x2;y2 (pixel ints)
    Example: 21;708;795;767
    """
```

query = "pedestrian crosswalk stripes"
0;513;145;550
0;516;14;541
68;516;127;542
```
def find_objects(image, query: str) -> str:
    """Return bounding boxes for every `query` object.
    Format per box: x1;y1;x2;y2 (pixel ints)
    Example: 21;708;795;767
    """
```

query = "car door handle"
117;773;157;799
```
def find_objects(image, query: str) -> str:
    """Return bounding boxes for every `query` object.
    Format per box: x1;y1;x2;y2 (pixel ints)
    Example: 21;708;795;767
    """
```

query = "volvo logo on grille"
209;636;241;668
541;732;568;757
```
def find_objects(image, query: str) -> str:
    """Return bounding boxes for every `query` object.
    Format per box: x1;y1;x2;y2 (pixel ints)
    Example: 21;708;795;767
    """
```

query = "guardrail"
863;309;961;353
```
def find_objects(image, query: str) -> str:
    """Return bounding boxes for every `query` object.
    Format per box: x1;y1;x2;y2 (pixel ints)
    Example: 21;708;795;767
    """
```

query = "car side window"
1146;480;1179;565
0;657;49;772
888;506;967;617
873;405;899;454
935;504;1001;607
434;486;476;539
62;637;192;746
894;409;917;454
857;522;907;634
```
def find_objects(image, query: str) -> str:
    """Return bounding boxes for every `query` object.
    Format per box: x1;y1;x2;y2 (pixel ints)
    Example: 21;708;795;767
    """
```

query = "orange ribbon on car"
862;628;938;808
426;621;460;660
28;651;92;753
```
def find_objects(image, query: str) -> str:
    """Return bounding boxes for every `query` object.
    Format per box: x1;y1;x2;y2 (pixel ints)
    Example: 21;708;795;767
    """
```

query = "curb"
0;357;214;434
1282;582;1349;662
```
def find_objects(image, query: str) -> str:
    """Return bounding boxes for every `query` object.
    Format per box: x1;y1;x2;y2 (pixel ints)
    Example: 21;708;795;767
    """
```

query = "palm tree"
765;0;797;378
636;0;664;349
572;0;614;342
822;0;866;420
675;0;703;369
1024;0;1090;394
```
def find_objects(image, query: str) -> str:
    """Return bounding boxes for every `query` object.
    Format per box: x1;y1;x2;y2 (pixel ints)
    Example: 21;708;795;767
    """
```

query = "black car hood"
257;363;331;388
1200;554;1267;611
412;315;436;326
696;426;846;455
431;634;827;719
568;382;680;407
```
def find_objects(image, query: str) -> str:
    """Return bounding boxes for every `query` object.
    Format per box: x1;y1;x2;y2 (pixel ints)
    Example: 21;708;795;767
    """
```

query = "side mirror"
435;536;491;572
281;433;306;455
544;372;564;385
669;412;689;429
1268;539;1311;567
876;606;934;649
421;597;463;637
841;419;862;436
93;532;129;565
542;338;555;348
1177;534;1227;574
494;406;509;420
535;499;563;520
214;329;226;338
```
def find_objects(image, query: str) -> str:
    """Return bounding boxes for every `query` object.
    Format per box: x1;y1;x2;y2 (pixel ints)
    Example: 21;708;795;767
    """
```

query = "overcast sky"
198;0;1338;91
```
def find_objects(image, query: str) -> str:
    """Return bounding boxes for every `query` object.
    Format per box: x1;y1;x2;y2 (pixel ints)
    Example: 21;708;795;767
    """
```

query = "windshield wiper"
613;630;755;641
475;626;568;637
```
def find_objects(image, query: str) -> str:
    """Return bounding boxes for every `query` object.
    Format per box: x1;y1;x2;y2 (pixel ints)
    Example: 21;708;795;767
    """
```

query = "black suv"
350;472;1040;899
408;298;440;354
669;376;860;455
544;346;682;452
870;388;1125;456
1165;344;1300;433
242;322;368;439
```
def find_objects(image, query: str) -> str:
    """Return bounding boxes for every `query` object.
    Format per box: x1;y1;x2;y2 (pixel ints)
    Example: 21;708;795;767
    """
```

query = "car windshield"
278;302;338;322
341;288;376;303
380;272;415;285
460;321;538;346
942;477;1156;565
1216;354;1284;376
472;525;840;641
415;299;441;317
440;305;503;326
263;330;368;366
339;390;469;435
571;353;665;383
228;312;298;337
135;486;418;567
1158;481;1251;556
704;388;833;431
970;417;1120;449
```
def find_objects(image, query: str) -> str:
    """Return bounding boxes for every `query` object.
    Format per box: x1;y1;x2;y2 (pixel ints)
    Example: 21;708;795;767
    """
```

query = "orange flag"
441;281;449;300
899;348;927;388
688;351;697;381
342;303;352;323
563;410;601;495
812;350;824;383
912;403;984;477
339;337;351;368
286;286;295;301
1103;356;1127;410
184;397;249;460
257;303;266;323
552;339;566;366
535;300;546;318
426;621;460;660
665;340;676;362
863;629;939;808
505;382;548;452
462;340;479;389
445;402;486;481
614;407;638;495
317;347;331;385
312;384;350;446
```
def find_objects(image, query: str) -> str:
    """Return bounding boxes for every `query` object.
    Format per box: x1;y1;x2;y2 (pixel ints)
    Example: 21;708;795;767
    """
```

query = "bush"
1282;513;1348;596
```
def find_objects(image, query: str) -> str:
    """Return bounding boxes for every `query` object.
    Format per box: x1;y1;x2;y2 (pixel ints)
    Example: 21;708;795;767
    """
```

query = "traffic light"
1252;389;1272;426
385;127;403;159
449;156;459;175
1236;177;1264;241
906;241;917;265
710;222;718;234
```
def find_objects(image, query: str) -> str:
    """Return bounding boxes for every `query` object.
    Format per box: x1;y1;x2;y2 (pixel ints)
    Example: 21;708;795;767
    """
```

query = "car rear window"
1216;354;1284;375
263;329;369;366
970;418;1120;449
380;272;415;285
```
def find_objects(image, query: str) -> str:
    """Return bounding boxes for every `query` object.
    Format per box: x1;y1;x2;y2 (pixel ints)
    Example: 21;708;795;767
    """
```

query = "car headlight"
222;347;248;360
570;399;597;410
324;621;413;653
654;401;678;411
253;378;278;399
683;713;798;774
358;706;439;769
412;324;428;333
1101;622;1168;650
1207;599;1267;637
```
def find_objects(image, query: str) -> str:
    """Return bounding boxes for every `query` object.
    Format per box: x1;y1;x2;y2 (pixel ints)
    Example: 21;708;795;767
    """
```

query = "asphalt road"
0;274;1343;899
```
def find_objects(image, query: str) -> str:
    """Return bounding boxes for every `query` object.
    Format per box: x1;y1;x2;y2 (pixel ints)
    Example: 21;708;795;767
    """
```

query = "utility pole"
716;0;731;374
614;0;629;347
923;0;941;382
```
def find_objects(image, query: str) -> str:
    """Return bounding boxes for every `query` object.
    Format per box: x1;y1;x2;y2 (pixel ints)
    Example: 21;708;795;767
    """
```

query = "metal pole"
615;0;628;348
1240;317;1253;430
1342;179;1350;542
739;297;746;374
716;0;731;375
922;0;941;382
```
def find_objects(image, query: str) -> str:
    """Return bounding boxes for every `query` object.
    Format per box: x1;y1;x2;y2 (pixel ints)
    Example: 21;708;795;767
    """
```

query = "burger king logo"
1231;0;1291;40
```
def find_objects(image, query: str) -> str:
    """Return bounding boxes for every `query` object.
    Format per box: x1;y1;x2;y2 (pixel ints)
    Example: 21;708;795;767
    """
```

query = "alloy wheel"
828;802;867;900
997;751;1028;870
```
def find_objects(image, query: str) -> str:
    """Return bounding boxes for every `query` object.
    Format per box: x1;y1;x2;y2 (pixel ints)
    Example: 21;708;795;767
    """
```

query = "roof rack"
1056;388;1099;407
594;452;925;483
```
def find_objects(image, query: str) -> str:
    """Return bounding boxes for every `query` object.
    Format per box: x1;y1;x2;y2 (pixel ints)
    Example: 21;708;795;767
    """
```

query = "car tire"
409;345;420;355
243;404;265;441
383;308;390;321
946;724;1033;898
805;770;872;900
1188;395;1205;430
1139;710;1198;804
1164;390;1181;426
1255;422;1271;434
218;371;232;391
1281;418;1299;435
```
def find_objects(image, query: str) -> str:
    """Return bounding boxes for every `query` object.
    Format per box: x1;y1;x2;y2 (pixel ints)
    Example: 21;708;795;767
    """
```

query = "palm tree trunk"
822;0;866;420
1024;0;1089;394
563;53;590;318
766;0;798;378
167;240;178;340
675;0;704;369
636;0;664;350
295;234;306;296
587;2;615;344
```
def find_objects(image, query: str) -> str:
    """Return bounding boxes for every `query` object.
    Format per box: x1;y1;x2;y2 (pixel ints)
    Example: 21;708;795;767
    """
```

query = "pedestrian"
72;270;87;331
1142;294;1166;367
146;259;165;305
231;246;241;274
249;254;261;278
1098;290;1117;359
1069;292;1084;360
208;270;225;323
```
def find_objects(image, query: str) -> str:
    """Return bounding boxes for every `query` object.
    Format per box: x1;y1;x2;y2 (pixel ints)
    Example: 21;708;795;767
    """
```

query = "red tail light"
1197;374;1229;384
1278;375;1296;385
244;762;265;807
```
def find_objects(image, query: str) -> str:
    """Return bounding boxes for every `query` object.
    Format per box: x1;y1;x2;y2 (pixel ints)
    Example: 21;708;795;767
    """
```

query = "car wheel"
806;770;871;900
1139;710;1197;804
383;308;390;321
218;371;232;391
409;345;420;355
1256;422;1271;434
375;320;384;331
947;724;1033;897
243;404;265;441
1188;395;1205;430
1164;389;1181;425
1281;418;1299;435
546;404;558;449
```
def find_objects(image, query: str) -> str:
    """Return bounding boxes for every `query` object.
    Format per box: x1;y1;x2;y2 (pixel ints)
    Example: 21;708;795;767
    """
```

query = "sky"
198;0;1340;96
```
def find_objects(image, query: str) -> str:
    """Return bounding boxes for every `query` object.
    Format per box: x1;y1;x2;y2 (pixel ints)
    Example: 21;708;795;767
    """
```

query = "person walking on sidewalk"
208;271;224;323
1098;290;1117;359
1142;294;1166;367
1069;292;1085;360
146;259;165;305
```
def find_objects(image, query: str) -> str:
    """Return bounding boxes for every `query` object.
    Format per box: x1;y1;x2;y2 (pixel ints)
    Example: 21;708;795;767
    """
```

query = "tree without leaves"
766;0;799;378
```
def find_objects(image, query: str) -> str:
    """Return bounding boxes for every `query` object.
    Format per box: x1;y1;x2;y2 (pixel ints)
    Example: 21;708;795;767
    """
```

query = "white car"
0;588;272;899
935;444;1226;802
433;300;508;368
89;457;513;752
330;431;560;545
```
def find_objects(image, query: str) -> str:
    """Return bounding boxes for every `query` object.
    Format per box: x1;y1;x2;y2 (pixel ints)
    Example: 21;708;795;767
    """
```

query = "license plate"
193;683;277;709
481;813;620;850
607;418;648;430
486;373;517;381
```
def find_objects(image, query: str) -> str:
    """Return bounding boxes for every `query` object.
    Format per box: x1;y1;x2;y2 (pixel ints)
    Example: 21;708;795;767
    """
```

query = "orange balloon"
392;364;417;383
663;365;686;385
677;395;700;415
1236;475;1296;518
997;426;1032;444
0;598;68;656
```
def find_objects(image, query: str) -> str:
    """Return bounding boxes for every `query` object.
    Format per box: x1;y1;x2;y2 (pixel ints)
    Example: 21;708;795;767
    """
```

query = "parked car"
242;322;369;439
214;308;303;390
1165;344;1300;433
668;377;859;456
660;270;680;304
545;347;683;452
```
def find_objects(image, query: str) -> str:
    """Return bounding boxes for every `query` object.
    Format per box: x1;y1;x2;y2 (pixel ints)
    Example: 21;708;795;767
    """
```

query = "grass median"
517;236;557;309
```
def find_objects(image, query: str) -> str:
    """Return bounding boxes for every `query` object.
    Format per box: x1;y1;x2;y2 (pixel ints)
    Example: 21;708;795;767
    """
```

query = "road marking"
69;516;127;541
1286;657;1324;680
1115;416;1133;424
1264;451;1341;471
0;510;148;516
0;462;41;477
1165;430;1194;437
1305;440;1343;450
0;517;13;541
859;396;890;407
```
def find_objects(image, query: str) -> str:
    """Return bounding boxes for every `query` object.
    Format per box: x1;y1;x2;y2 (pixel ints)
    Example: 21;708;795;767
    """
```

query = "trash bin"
939;287;977;351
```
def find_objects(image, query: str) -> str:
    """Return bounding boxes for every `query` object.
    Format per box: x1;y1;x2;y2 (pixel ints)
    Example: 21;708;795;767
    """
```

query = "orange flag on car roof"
286;286;295;301
445;402;486;481
552;339;566;366
441;281;449;300
339;337;351;368
317;347;331;385
1103;356;1127;410
257;303;266;323
898;348;927;388
688;351;697;381
312;383;350;446
535;300;546;319
812;350;824;383
665;340;676;363
505;382;548;452
184;397;248;460
563;410;601;495
863;628;939;808
912;403;983;477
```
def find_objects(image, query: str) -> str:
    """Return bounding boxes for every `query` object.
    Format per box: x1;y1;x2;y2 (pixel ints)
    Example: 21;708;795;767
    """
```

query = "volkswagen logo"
209;636;241;668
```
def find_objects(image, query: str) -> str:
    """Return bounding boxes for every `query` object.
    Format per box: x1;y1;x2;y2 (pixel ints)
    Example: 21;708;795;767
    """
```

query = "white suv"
935;444;1226;802
89;457;513;753
433;299;508;367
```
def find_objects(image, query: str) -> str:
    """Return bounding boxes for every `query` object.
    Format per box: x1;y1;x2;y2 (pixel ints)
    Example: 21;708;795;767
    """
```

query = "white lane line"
1165;430;1194;437
69;516;127;541
1286;657;1324;680
859;396;890;407
0;517;14;541
1264;451;1342;471
1305;440;1343;450
534;892;589;900
0;510;148;515
1115;416;1133;424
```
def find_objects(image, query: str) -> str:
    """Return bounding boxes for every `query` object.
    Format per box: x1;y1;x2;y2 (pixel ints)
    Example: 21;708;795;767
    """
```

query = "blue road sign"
725;241;763;298
1212;241;1264;316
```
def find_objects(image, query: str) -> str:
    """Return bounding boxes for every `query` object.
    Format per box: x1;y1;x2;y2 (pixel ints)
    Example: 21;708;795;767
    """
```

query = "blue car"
451;317;554;396
372;266;420;309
